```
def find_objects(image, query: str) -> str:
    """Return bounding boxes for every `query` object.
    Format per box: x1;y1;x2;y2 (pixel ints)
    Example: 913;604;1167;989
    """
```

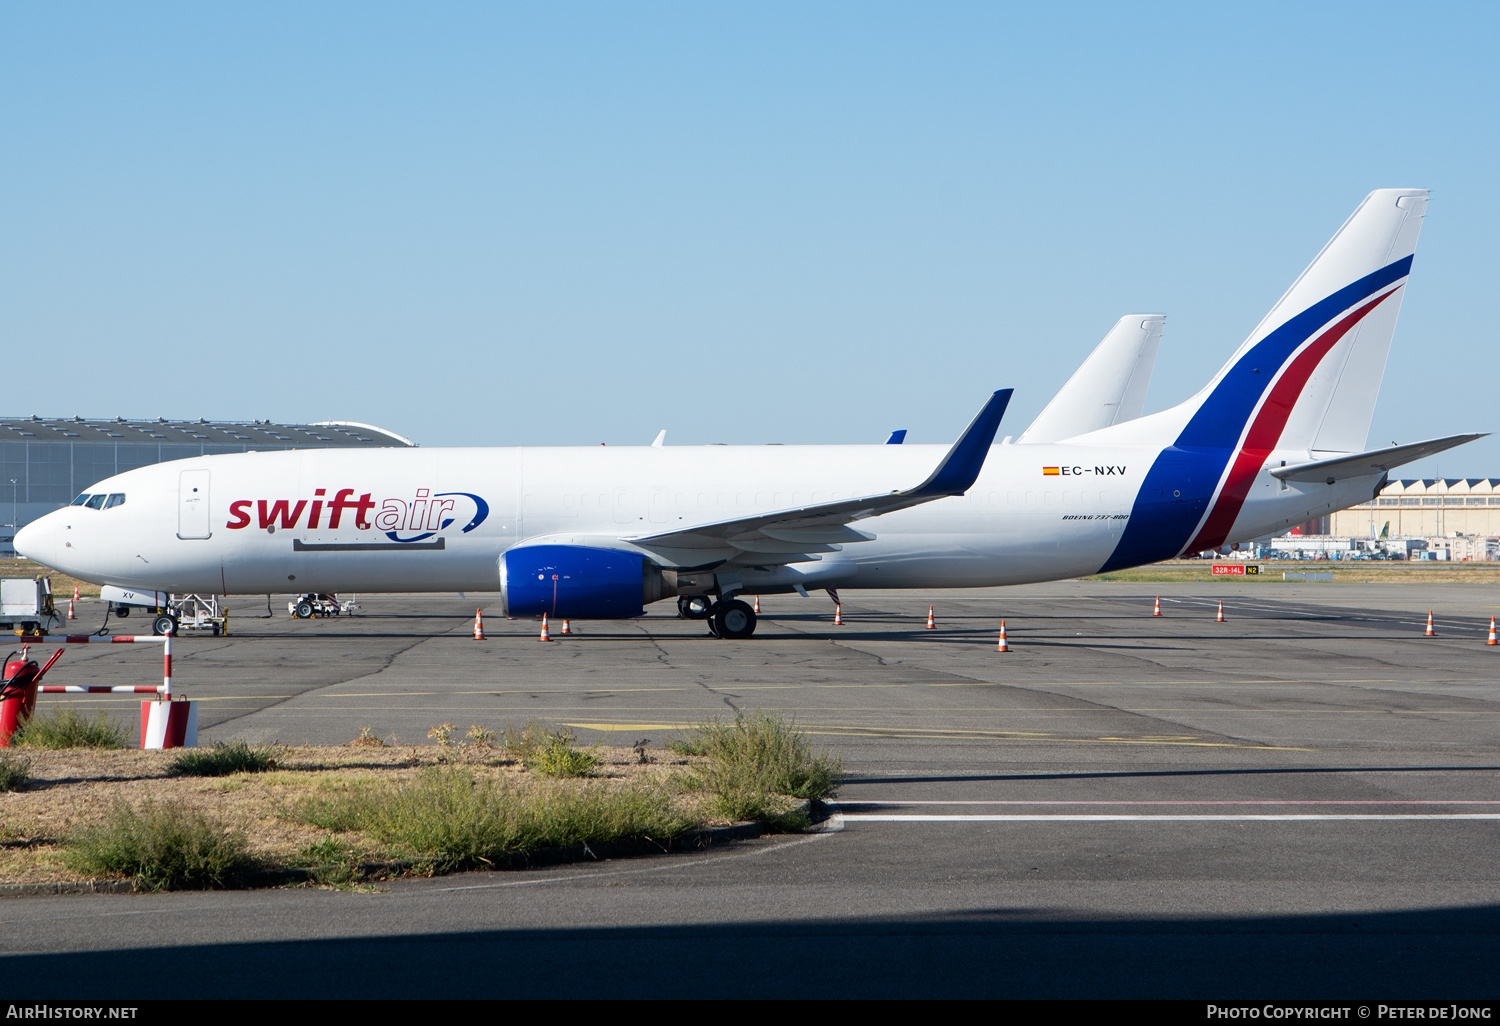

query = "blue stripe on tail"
1097;256;1411;573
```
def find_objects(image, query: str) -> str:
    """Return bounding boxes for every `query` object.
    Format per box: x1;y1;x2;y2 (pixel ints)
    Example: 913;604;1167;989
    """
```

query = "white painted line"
843;799;1500;806
841;813;1500;822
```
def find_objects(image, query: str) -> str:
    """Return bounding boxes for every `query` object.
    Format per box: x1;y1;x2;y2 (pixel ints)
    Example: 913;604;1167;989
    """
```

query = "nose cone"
14;517;56;567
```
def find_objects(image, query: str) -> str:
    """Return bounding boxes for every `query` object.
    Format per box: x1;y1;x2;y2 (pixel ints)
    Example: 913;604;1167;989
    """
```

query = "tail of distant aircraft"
1098;189;1429;570
1018;314;1164;444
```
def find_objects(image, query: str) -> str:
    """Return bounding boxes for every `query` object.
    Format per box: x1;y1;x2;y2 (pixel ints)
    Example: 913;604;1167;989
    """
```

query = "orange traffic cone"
67;598;76;620
926;606;936;630
72;586;80;603
753;596;760;614
1488;617;1496;646
1153;596;1161;617
833;604;843;626
1426;611;1436;637
997;620;1009;652
561;619;572;635
473;609;484;640
1216;600;1225;623
539;614;551;642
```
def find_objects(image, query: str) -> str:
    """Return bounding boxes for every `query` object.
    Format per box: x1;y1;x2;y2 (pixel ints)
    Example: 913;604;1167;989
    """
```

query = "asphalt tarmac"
3;580;1497;999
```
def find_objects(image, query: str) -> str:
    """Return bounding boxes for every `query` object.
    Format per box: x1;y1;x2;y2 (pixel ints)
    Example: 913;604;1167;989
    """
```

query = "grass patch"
292;834;363;886
0;751;31;792
501;721;600;777
65;801;253;890
711;790;811;832
169;740;282;777
665;734;707;757
348;726;385;748
674;711;842;803
14;708;128;750
526;734;600;778
291;767;692;870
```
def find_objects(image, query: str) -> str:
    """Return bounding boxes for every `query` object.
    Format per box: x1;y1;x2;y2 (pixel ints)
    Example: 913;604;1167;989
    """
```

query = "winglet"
886;430;907;445
908;389;1012;498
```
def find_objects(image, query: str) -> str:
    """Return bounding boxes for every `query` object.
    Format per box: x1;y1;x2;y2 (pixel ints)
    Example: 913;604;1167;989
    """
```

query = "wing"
624;389;1012;569
1269;433;1487;484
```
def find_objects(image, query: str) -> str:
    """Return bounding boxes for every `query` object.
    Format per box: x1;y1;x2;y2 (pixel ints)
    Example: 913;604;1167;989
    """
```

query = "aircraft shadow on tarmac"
11;903;1499;999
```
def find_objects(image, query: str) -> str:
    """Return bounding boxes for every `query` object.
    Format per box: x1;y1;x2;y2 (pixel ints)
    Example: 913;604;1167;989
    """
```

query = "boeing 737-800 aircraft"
15;189;1482;638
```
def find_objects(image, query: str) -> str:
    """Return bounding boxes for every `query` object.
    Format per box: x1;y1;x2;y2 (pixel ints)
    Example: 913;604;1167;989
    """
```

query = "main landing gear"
705;598;756;640
678;594;757;638
677;596;713;620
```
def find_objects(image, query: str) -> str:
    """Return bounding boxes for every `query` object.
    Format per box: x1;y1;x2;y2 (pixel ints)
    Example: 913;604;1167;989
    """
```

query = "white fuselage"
15;441;1379;599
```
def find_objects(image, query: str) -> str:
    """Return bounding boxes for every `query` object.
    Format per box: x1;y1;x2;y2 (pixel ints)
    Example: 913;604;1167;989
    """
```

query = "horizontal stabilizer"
1270;433;1487;483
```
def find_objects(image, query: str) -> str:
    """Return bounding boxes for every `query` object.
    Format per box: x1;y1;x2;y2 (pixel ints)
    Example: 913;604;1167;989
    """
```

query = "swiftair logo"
226;488;489;543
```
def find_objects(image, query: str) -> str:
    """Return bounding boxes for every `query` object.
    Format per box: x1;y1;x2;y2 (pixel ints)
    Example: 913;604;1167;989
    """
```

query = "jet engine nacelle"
499;544;668;619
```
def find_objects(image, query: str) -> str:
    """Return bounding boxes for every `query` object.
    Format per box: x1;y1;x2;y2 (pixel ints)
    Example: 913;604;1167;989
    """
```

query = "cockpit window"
85;494;107;510
71;494;91;506
104;493;126;509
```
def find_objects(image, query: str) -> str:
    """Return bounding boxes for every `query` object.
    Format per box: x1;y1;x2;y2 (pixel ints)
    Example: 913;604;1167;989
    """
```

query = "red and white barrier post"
140;697;196;749
22;630;193;748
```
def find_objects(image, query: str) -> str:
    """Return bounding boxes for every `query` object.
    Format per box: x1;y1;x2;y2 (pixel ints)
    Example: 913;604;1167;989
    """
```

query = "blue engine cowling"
500;544;659;619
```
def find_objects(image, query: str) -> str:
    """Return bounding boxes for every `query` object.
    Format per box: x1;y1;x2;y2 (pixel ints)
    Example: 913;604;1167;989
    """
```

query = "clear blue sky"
4;2;1496;476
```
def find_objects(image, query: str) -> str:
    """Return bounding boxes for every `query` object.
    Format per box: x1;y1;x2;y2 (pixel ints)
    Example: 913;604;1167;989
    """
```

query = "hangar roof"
0;417;415;447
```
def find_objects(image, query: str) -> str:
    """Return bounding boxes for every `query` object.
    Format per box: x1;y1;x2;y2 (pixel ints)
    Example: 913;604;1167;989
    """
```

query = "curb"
0;879;135;897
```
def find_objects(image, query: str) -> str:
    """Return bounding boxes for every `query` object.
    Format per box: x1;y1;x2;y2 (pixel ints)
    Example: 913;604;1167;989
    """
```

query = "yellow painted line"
799;723;1057;737
561;721;1050;739
309;688;688;698
794;729;1310;750
561;722;1308;751
564;722;693;732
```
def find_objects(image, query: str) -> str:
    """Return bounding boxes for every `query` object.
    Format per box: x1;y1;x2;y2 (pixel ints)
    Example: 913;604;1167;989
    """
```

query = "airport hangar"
0;417;415;557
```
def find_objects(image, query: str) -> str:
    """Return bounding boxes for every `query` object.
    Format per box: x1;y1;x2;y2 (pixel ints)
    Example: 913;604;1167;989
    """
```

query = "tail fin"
1017;314;1164;443
1178;188;1427;455
1098;189;1428;571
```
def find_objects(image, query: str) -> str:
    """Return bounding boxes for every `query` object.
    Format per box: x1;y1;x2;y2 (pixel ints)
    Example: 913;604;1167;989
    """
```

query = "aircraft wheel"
678;596;712;620
294;601;315;619
152;614;178;636
713;599;757;640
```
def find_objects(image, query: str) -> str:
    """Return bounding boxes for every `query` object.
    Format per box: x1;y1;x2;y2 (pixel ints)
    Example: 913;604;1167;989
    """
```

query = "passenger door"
178;470;212;540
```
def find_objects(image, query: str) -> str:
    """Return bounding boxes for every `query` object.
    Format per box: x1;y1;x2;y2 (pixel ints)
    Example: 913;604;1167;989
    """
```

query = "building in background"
1;418;414;556
1268;478;1500;561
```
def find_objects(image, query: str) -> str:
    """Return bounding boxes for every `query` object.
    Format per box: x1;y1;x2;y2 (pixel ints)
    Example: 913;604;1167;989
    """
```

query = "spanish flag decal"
1042;467;1061;476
